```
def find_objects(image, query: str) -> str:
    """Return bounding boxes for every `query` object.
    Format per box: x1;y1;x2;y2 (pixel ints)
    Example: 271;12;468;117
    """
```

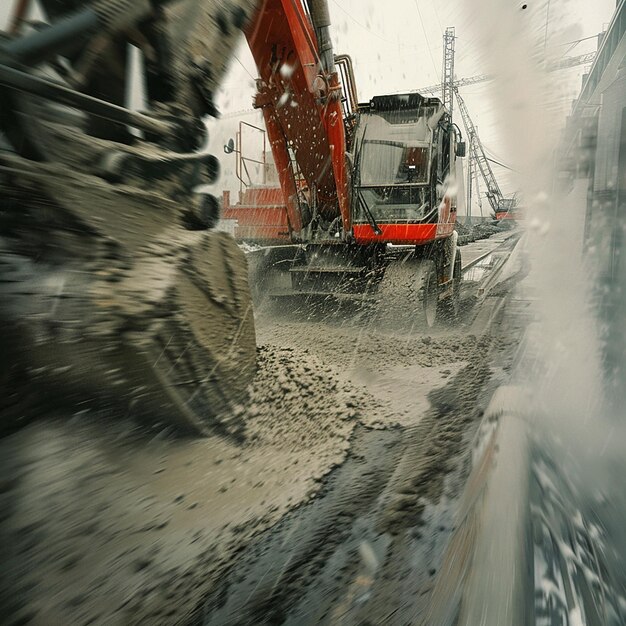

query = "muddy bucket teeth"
141;231;257;436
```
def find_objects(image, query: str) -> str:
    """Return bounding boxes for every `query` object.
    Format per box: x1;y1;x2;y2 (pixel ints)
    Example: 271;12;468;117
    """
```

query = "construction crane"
454;87;504;217
438;25;513;220
465;133;485;223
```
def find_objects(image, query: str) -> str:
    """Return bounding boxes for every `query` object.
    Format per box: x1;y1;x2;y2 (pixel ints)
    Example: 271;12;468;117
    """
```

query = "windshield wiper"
353;125;381;235
358;190;382;236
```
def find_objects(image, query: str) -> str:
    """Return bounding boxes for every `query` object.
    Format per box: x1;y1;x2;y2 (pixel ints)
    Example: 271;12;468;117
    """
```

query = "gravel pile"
243;346;365;452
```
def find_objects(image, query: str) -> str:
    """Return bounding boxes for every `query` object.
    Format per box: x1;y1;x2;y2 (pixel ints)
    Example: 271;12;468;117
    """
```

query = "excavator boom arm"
245;0;350;239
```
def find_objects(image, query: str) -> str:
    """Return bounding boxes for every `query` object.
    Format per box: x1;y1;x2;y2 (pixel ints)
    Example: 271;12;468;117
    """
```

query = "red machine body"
245;0;350;238
239;0;462;248
223;187;291;243
232;0;464;326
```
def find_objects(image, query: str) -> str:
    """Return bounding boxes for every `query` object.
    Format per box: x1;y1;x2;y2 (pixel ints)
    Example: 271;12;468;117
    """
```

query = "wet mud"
0;236;525;625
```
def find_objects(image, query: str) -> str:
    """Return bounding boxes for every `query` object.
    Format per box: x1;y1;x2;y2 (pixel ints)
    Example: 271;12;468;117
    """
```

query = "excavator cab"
351;93;454;245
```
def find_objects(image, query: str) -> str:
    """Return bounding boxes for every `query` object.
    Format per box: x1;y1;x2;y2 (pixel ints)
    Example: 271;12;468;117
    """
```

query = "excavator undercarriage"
247;234;461;329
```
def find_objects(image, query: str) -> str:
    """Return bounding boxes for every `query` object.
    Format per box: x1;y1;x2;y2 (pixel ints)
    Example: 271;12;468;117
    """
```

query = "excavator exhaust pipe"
308;0;335;73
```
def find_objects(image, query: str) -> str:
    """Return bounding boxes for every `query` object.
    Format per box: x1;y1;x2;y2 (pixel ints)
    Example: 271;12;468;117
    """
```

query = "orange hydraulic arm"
245;0;350;240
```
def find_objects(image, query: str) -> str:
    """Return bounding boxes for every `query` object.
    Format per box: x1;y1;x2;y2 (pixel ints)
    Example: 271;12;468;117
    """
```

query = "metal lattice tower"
442;27;455;117
454;87;503;216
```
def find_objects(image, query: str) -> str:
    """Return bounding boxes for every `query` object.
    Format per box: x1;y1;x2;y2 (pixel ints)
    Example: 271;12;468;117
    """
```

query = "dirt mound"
244;346;362;451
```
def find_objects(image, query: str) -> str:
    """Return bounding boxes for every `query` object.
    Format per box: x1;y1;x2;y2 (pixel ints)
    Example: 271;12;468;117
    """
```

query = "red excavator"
0;0;463;436
232;0;466;324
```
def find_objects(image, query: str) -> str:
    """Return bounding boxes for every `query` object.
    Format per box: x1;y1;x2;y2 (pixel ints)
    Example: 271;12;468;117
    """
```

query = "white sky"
1;0;618;203
213;0;617;201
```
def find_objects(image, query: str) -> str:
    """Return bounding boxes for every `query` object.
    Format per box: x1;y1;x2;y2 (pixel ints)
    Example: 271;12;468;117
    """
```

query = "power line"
486;156;515;172
428;0;443;36
543;0;552;52
555;33;601;47
329;0;395;44
410;51;597;95
232;54;256;81
482;142;509;164
412;0;439;81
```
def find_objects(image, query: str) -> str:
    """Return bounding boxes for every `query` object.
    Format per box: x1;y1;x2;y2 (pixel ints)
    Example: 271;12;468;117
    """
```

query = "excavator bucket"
0;0;261;436
0;209;256;437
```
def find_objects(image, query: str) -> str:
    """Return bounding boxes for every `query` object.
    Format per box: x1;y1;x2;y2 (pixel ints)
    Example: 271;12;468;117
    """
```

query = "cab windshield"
354;111;435;223
356;186;435;223
359;140;430;185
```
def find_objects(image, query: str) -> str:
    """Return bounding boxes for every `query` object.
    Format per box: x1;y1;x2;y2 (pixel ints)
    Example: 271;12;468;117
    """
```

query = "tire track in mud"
351;355;495;626
194;426;403;625
191;335;500;626
191;237;527;624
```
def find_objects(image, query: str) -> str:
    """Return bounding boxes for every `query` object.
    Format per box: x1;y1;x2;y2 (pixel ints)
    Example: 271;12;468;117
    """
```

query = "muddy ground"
0;234;525;626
